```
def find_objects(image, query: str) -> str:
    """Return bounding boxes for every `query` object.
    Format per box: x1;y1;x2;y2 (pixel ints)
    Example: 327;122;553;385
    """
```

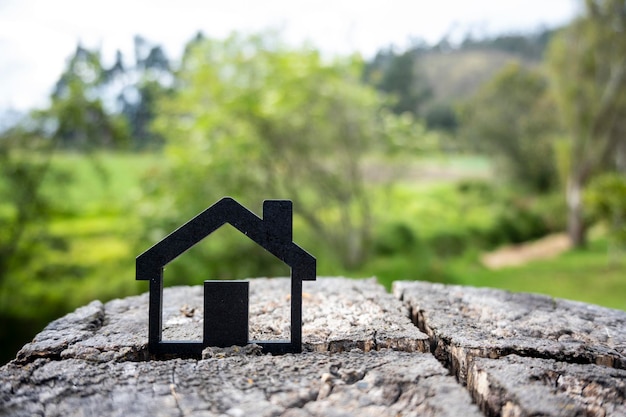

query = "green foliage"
369;178;568;289
0;124;70;364
150;32;416;271
423;103;458;131
118;36;173;150
381;115;441;155
546;0;626;246
459;62;561;192
48;45;130;150
373;222;417;256
548;0;626;161
0;125;61;285
363;48;432;116
586;173;626;247
0;151;154;364
492;201;550;244
37;38;174;152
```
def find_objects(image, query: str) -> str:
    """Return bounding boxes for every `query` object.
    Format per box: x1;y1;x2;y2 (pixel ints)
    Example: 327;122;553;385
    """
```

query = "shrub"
493;197;554;244
586;173;626;246
426;229;470;257
373;221;417;256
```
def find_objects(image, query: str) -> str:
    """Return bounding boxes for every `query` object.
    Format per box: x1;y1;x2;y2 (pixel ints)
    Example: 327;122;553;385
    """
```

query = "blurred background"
1;0;625;363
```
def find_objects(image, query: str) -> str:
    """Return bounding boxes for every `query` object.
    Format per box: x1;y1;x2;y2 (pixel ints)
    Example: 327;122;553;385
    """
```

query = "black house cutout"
136;197;316;355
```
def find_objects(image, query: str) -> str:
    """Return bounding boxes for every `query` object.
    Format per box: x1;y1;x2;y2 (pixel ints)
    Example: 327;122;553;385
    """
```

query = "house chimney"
263;200;292;242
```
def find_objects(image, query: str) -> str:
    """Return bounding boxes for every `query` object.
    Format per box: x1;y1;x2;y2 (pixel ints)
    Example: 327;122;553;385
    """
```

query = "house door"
203;280;249;347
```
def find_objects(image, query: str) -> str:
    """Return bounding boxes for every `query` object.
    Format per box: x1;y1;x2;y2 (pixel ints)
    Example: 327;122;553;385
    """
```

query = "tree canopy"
150;33;415;270
547;0;626;246
460;62;560;192
48;45;129;149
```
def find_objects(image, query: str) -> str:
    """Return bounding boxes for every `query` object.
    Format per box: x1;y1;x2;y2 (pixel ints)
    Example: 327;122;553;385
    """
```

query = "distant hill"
364;29;555;130
417;49;532;103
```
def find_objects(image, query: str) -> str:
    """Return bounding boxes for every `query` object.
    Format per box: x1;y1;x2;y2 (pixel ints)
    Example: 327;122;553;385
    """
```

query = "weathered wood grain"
394;280;626;417
4;278;626;417
0;350;482;417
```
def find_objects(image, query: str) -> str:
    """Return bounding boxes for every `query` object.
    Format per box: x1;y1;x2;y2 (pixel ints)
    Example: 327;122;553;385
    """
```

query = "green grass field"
43;152;161;213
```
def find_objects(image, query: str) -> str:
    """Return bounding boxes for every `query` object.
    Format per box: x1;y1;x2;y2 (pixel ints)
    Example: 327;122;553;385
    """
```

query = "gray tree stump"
2;278;625;417
394;281;626;417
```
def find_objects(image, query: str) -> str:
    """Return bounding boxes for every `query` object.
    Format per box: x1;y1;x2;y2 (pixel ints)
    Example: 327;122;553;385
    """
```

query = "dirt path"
481;233;571;269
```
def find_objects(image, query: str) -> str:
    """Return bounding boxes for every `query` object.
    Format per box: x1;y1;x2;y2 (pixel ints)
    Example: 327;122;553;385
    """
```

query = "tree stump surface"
1;277;625;417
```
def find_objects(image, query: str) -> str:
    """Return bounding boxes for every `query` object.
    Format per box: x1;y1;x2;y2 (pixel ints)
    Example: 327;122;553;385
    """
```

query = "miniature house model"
136;197;316;355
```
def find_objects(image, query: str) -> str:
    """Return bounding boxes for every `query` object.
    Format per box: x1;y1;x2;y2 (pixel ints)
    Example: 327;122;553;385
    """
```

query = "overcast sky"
0;0;581;112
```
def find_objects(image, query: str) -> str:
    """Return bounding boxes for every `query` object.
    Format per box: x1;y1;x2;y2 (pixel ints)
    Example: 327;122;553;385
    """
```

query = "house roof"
136;197;316;282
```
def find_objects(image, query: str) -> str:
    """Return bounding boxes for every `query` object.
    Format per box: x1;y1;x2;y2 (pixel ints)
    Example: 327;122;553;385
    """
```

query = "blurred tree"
423;102;458;132
47;38;173;151
0;124;54;284
547;0;626;247
151;33;406;270
459;62;561;192
363;48;432;117
118;80;167;149
585;172;626;261
0;118;72;364
49;45;129;150
0;37;172;363
116;36;173;149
